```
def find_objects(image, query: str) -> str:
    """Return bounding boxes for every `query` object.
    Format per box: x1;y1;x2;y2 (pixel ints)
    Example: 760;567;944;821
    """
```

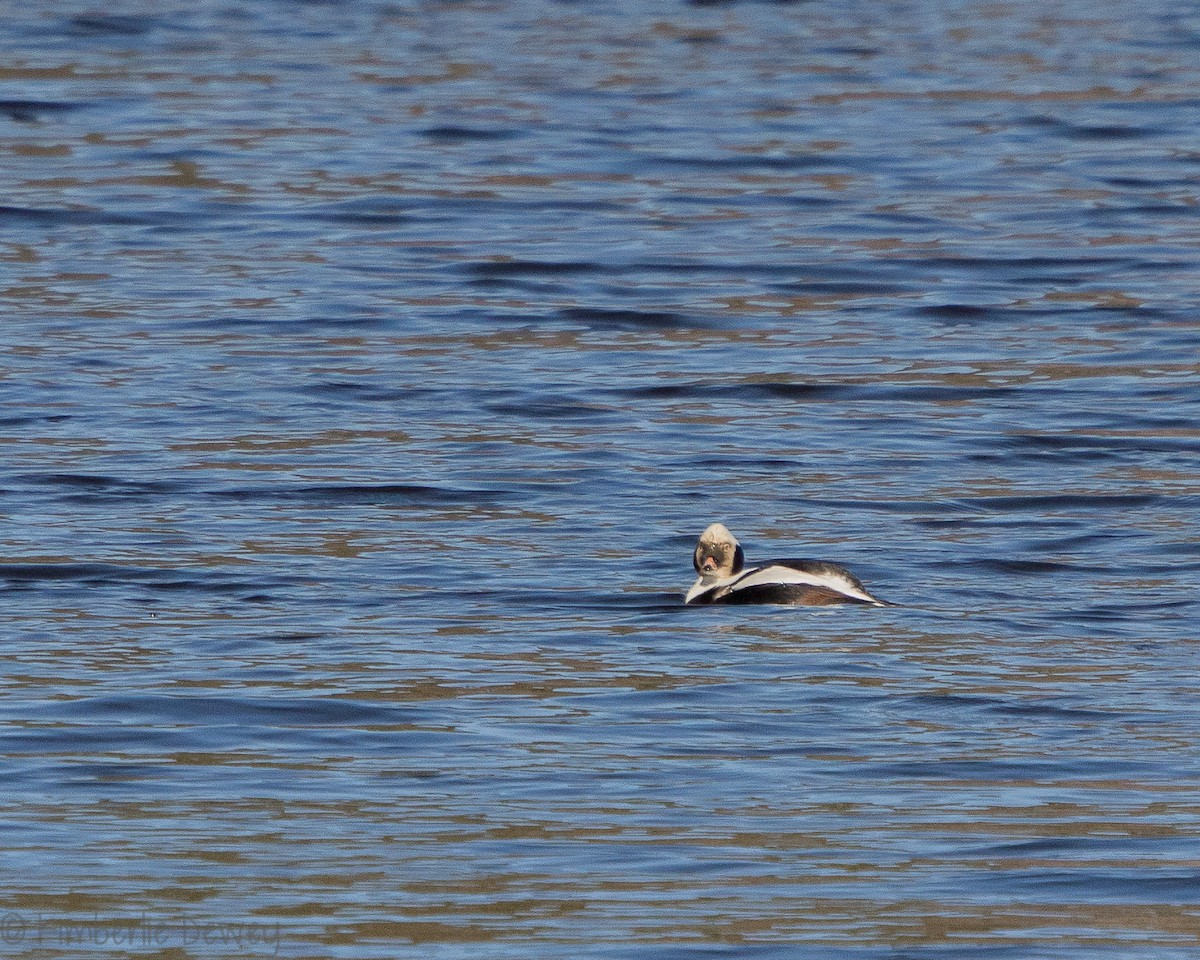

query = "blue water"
1;1;1198;957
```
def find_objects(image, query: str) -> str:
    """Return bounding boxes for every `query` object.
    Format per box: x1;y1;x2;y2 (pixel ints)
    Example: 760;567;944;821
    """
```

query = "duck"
685;522;889;606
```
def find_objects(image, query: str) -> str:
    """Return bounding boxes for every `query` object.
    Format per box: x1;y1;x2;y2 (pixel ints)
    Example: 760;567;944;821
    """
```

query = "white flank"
728;564;882;604
685;574;737;604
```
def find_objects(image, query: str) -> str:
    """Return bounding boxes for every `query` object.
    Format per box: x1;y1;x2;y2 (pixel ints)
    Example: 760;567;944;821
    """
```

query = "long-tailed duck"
685;522;888;606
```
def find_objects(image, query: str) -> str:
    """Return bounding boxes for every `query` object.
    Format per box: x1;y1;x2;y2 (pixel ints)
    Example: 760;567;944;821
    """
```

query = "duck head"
693;523;745;579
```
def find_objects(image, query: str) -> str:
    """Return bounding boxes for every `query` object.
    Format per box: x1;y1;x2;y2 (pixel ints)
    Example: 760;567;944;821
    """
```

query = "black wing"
757;558;871;593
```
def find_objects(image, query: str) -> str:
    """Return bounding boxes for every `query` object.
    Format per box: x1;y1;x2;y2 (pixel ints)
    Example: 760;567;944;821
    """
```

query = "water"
1;0;1198;956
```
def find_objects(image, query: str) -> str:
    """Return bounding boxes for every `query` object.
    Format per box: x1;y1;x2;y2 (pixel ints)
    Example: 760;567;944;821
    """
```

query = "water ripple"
1;0;1198;955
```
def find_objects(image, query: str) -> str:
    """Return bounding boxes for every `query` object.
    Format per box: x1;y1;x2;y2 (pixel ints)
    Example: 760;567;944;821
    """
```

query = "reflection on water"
1;0;1198;956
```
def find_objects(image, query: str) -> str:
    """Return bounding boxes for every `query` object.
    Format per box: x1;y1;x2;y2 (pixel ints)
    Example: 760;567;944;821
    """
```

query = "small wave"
63;694;410;728
615;381;856;401
68;13;158;36
989;869;1200;899
0;205;157;227
0;561;299;599
421;126;519;144
965;493;1162;511
917;303;1003;322
614;380;1024;404
968;558;1096;575
636;151;838;171
559;306;691;329
1067;124;1156;142
17;473;190;504
469;260;602;279
866;756;1142;780
0;562;163;585
311;203;417;227
484;397;617;420
991;700;1116;720
211;483;507;508
770;278;915;296
0;99;84;122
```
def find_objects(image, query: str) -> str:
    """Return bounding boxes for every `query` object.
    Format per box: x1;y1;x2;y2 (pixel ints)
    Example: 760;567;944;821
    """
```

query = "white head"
692;523;745;579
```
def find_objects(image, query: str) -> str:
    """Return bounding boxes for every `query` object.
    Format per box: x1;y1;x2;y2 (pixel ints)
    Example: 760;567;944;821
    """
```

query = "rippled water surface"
2;1;1199;957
